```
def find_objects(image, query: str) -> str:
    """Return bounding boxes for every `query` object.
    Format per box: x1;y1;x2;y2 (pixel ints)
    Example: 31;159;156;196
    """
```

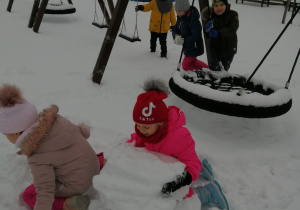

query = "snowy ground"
1;0;300;209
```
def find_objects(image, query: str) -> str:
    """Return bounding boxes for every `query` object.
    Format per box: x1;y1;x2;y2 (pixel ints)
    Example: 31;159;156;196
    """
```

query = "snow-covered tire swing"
45;3;76;14
169;7;299;118
169;69;292;118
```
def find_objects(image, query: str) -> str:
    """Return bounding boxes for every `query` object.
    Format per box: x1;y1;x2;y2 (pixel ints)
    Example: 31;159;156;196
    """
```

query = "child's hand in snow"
161;170;192;195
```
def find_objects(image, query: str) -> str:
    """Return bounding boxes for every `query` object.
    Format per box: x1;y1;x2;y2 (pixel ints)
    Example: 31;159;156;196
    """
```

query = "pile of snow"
90;140;201;210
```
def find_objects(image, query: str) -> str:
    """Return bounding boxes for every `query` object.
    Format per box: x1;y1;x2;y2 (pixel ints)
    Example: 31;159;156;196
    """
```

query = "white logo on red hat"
142;102;156;117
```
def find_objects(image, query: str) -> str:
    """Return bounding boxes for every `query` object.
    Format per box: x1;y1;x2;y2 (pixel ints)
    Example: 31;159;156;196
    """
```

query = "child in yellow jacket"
136;0;176;58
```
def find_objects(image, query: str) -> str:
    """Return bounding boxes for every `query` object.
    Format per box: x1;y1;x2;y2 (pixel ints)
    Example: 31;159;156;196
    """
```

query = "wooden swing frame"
27;0;75;33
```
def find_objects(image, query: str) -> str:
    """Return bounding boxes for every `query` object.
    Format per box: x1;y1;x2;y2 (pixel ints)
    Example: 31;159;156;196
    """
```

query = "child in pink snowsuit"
0;84;106;210
127;78;229;210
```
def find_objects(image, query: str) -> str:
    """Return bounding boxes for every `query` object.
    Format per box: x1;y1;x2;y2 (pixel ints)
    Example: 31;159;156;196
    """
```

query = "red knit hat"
133;90;168;124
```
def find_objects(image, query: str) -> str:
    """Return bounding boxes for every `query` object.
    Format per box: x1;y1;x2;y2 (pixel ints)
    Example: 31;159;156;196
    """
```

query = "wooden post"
33;0;49;33
198;0;211;65
282;0;291;24
7;0;14;12
107;0;115;16
97;0;111;25
290;0;297;24
92;0;129;84
28;0;41;28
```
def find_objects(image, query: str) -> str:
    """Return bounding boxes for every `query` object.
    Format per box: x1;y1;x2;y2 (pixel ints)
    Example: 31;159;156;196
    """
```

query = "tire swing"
45;0;76;15
92;0;108;28
118;0;141;42
169;7;299;119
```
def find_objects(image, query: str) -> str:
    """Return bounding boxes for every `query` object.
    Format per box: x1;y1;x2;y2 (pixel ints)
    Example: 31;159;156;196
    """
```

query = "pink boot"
97;152;105;171
182;56;209;71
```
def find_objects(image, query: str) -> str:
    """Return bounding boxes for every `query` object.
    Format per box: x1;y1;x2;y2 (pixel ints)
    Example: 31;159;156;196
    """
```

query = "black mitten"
161;171;192;195
170;26;175;32
135;5;144;12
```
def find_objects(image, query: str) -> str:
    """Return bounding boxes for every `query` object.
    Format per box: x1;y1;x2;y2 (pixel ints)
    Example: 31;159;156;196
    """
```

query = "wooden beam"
92;0;129;84
97;0;111;25
32;0;49;33
28;0;41;28
7;0;15;12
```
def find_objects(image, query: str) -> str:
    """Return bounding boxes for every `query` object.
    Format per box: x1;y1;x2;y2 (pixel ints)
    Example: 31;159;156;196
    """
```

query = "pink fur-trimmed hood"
19;105;59;156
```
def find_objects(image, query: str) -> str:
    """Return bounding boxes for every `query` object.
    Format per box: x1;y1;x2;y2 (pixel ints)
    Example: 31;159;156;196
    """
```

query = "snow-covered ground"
1;0;300;209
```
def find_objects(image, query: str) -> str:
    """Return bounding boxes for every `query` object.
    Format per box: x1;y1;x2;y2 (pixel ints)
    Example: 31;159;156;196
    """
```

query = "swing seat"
169;69;292;118
119;33;141;42
92;21;108;29
45;3;76;14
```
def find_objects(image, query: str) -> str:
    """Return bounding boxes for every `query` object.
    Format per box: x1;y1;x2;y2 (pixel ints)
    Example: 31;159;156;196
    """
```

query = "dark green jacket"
208;4;239;58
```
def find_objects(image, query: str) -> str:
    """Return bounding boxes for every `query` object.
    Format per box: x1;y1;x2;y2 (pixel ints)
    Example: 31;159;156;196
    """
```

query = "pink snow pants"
23;153;105;210
23;184;66;210
182;56;209;71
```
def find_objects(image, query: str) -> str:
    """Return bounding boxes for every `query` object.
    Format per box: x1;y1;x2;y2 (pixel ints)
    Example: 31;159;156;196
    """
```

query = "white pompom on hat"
175;0;190;12
0;84;38;134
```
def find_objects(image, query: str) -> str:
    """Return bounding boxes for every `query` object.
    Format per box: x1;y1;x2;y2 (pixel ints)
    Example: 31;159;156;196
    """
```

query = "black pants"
209;55;234;71
150;32;167;57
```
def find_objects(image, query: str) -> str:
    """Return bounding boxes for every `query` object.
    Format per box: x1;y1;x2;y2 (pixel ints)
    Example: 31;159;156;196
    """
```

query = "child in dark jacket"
127;78;229;210
204;0;239;71
172;0;209;71
0;84;106;210
136;0;176;58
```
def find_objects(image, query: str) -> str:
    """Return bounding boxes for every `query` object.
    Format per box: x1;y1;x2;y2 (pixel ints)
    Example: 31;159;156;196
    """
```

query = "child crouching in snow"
0;84;106;210
127;78;229;210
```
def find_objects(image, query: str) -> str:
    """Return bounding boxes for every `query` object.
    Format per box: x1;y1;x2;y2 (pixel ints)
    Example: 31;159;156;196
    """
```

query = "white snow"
1;0;300;210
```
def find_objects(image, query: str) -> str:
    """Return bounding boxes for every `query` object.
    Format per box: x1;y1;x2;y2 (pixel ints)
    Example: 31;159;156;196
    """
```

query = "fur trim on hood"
20;105;59;156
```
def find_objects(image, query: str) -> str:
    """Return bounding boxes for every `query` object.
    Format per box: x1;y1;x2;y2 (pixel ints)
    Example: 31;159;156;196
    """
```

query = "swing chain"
93;0;98;21
133;0;139;38
93;0;107;26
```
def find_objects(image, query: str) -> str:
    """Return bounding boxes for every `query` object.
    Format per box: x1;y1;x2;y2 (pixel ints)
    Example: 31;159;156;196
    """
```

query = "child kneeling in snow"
127;78;229;210
0;84;106;210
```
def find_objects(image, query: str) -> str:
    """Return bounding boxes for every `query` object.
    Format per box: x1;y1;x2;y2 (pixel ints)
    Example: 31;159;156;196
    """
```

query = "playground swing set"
92;0;141;42
7;0;76;33
118;0;141;42
7;0;142;41
92;0;109;28
92;0;115;29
